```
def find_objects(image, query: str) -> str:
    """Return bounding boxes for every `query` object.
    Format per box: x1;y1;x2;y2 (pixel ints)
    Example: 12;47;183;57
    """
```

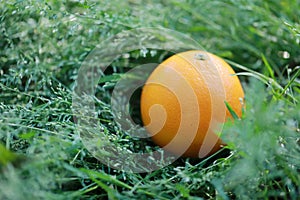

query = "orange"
140;50;244;158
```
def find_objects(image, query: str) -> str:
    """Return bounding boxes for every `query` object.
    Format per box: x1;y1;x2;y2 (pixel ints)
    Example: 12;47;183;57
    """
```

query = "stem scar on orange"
140;50;244;158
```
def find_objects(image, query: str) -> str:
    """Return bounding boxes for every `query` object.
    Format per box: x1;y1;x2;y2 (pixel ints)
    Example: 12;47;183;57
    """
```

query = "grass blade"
224;101;239;120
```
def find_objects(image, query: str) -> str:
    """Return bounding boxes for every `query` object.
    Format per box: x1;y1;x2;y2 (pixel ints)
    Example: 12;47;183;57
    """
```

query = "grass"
0;0;299;199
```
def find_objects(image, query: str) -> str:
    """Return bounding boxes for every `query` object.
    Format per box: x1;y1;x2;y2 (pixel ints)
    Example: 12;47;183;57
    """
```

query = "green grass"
1;0;300;199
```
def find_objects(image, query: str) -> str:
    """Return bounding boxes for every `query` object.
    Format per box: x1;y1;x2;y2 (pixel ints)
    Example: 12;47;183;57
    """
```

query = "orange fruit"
140;50;244;158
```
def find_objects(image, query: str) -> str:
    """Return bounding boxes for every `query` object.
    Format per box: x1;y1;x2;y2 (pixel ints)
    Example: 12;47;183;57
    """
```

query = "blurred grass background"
0;0;299;199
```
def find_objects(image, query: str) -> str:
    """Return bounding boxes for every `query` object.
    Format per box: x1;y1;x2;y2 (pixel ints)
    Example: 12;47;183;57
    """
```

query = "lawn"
0;0;299;199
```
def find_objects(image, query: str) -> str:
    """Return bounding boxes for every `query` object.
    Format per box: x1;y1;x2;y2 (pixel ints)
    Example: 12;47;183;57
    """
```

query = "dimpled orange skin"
140;50;244;158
